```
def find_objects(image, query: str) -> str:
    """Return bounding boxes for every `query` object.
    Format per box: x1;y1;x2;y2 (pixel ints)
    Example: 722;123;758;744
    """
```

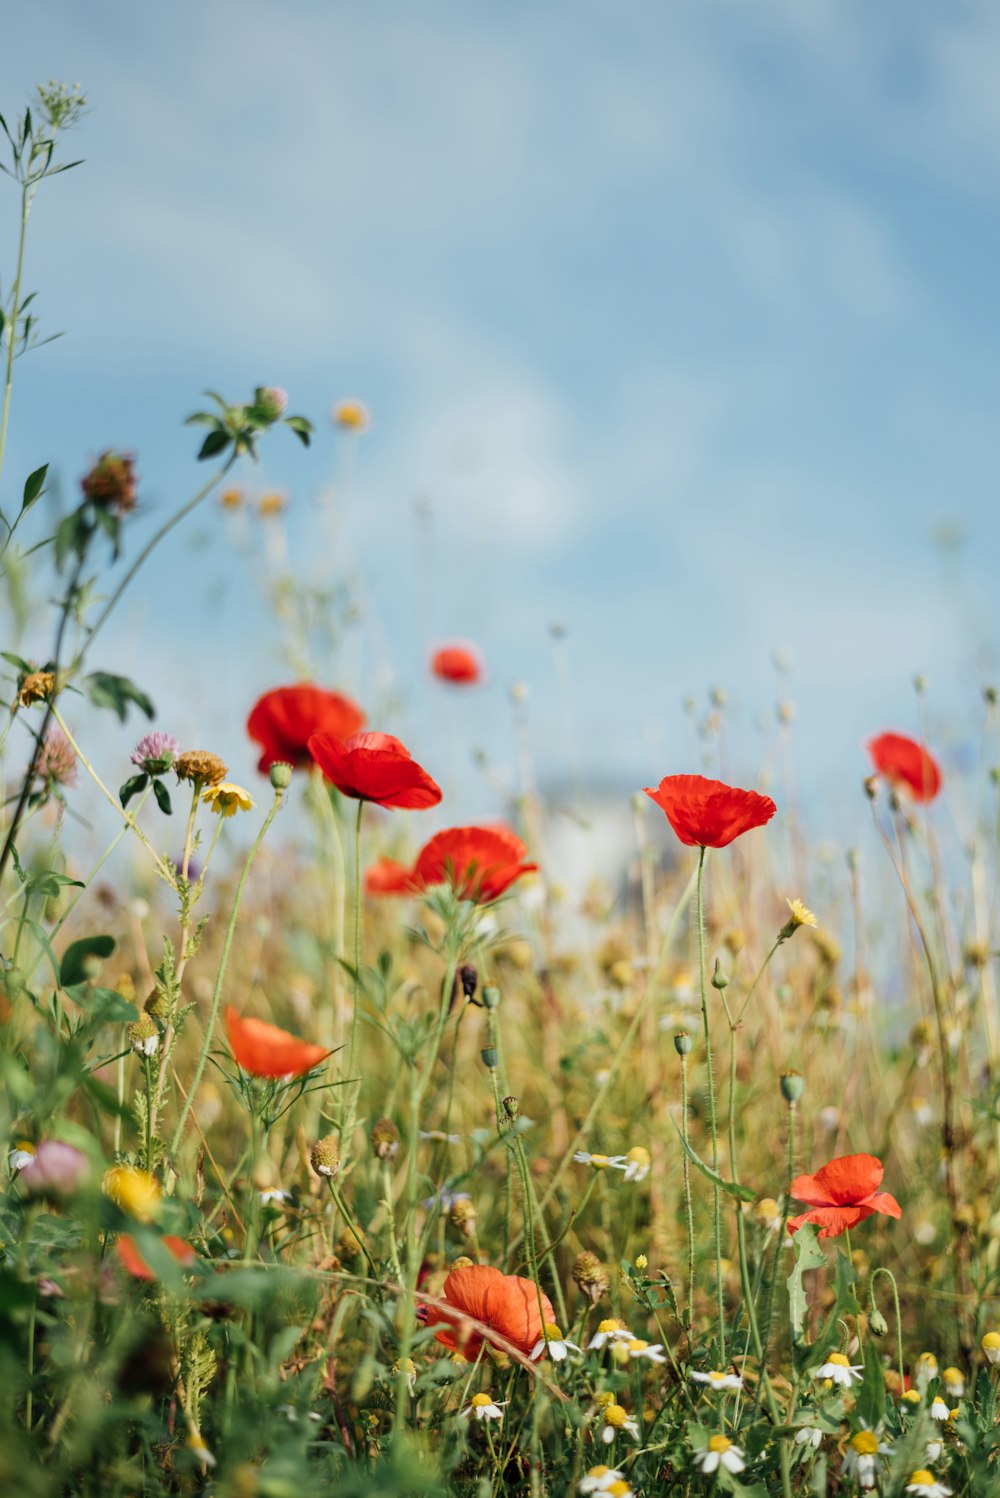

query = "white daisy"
258;1188;291;1205
905;1473;952;1497
600;1404;639;1443
618;1146;651;1183
692;1369;743;1391
621;1337;666;1365
530;1324;583;1362
925;1440;943;1463
930;1397;950;1421
794;1425;823;1450
814;1352;863;1388
694;1434;745;1474
578;1467;627;1494
942;1367;964;1399
588;1318;632;1350
843;1430;891;1490
8;1144;35;1173
461;1393;506;1421
574;1151;628;1172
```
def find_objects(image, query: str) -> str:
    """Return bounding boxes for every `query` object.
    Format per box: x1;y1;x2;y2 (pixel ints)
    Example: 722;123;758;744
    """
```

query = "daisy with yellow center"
619;1145;651;1183
219;486;243;509
600;1404;639;1443
578;1469;629;1495
692;1368;743;1390
814;1352;863;1388
930;1396;950;1421
461;1392;505;1421
574;1151;627;1172
843;1428;891;1487
694;1434;745;1475
332;399;371;432
530;1324;582;1362
202;782;255;817
915;1351;939;1389
942;1367;964;1398
905;1473;952;1497
588;1318;631;1350
620;1338;667;1365
9;1142;35;1172
901;1389;922;1406
982;1331;1000;1364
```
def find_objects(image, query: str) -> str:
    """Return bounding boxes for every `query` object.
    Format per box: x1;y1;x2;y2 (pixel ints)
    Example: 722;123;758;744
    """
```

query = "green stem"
168;787;285;1161
680;1051;696;1325
871;1266;905;1390
0;179;33;492
696;845;725;1360
349;797;364;1080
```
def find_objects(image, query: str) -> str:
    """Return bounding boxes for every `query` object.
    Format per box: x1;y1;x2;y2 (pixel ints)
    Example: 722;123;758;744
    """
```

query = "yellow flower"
634;1253;648;1271
103;1164;161;1222
202;782;255;817
851;1431;879;1456
785;898;817;929
332;398;371;432
982;1331;1000;1363
258;491;286;518
219;486;243;510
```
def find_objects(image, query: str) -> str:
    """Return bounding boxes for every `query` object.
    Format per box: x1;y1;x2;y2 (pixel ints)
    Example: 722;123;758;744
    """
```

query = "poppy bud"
674;1031;693;1056
572;1250;610;1304
269;761;292;791
868;1306;888;1337
501;1096;519;1124
482;986;500;1010
780;1070;805;1104
371;1118;400;1161
480;1046;498;1070
863;774;879;800
449;1197;477;1238
311;1135;340;1177
711;958;728;990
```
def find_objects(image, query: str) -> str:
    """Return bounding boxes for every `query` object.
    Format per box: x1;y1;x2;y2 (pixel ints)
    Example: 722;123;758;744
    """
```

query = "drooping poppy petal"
225;1007;331;1079
790;1153;884;1208
308;731;442;810
864;1191;902;1220
409;825;537;903
117;1233;197;1281
365;856;416;895
643;773;776;849
247;684;366;773
421;1264;555;1359
867;732;941;802
786;1204;876;1240
430;642;485;686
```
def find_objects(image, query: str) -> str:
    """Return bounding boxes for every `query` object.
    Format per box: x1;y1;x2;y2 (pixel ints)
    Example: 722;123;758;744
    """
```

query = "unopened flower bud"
868;1306;888;1337
482;986;500;1010
311;1135;340;1177
459;964;478;1000
127;1011;159;1057
572;1250;610;1304
144;986;170;1020
674;1031;693;1056
711;958;728;990
780;1070;805;1104
449;1197;477;1238
501;1096;519;1124
254;386;288;421
480;1046;498;1070
371;1118;400;1161
269;761;292;791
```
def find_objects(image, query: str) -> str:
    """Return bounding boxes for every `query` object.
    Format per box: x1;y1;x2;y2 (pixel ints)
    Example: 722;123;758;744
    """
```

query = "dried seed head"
127;1011;159;1057
17;670;55;708
174;750;228;786
81;451;138;513
572;1250;610;1303
311;1135;341;1177
371;1118;400;1161
449;1197;477;1237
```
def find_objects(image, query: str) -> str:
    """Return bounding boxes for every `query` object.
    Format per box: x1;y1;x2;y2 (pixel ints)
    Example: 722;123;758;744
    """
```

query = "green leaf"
23;868;85;900
197;428;230;460
856;1335;888;1431
20;463;48;515
787;1222;825;1342
671;1119;756;1202
0;651;34;674
119;772;148;808
85;671;154;722
285;414;312;447
64;983;137;1023
59;933;116;987
152;778;172;815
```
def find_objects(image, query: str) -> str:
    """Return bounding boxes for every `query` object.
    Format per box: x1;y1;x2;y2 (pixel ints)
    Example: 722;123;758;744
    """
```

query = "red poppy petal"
808;1153;884;1206
225;1007;331;1079
868;732;941;802
865;1191;902;1220
787;1204;873;1239
365;858;416;895
643;774;776;849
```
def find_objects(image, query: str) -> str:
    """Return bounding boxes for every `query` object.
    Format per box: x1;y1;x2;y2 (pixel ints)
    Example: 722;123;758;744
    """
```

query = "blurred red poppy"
867;732;941;803
308;731;441;809
117;1233;197;1281
412;825;536;902
644;773;776;848
225;1007;331;1079
247;684;366;773
421;1263;555;1359
787;1152;901;1240
364;856;415;895
431;642;485;685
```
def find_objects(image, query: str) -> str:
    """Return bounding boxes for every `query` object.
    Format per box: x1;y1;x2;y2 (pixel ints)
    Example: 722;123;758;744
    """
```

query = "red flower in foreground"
644;773;776;849
308;731;442;810
867;732;941;803
247;684;366;773
225;1007;332;1079
412;825;537;902
117;1233;197;1281
431;642;485;686
421;1263;556;1360
786;1152;901;1240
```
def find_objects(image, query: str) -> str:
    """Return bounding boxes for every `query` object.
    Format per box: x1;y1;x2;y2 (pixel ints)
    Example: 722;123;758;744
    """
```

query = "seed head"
17;670;55;708
311;1135;340;1177
81;451;138;513
127;1011;159;1057
174;750;228;786
572;1250;610;1303
371;1118;401;1161
449;1197;477;1238
780;1071;805;1104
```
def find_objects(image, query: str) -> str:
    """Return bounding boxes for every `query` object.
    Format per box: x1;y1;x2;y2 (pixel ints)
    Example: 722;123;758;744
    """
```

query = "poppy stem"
696;844;725;1360
870;1266;905;1389
348;797;364;1084
680;1050;696;1325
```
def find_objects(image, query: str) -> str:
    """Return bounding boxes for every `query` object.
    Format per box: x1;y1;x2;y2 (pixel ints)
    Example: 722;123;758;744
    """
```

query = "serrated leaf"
671;1119;756;1202
787;1222;825;1341
59;933;116;987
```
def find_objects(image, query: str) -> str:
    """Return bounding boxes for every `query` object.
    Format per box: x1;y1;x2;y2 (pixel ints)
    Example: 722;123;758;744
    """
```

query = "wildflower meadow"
5;76;1000;1498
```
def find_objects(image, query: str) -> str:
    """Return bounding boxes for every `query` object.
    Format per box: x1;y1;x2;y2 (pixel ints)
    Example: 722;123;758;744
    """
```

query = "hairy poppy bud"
336;1224;367;1261
780;1070;805;1104
674;1031;693;1056
501;1096;519;1124
868;1306;888;1337
311;1135;340;1177
572;1250;609;1304
371;1118;400;1161
711;958;728;990
269;761;292;791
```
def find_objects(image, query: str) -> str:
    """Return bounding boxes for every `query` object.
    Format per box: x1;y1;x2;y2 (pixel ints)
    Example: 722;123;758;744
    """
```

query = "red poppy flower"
364;856;416;895
786;1152;901;1240
225;1006;332;1079
117;1233;197;1281
644;773;776;849
307;731;442;810
430;642;485;686
867;732;941;803
411;825;537;902
247;684;366;773
421;1263;556;1360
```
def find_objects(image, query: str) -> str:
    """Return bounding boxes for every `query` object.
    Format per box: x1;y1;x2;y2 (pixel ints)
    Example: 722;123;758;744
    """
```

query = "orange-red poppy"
364;856;415;895
412;825;536;902
430;642;485;686
421;1263;556;1359
867;732;941;803
247;684;366;773
225;1007;332;1079
116;1233;197;1281
786;1152;901;1240
307;731;442;810
644;773;776;849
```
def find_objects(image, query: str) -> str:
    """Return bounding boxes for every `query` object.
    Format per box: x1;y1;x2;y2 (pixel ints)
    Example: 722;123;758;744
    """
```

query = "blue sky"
2;0;999;854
